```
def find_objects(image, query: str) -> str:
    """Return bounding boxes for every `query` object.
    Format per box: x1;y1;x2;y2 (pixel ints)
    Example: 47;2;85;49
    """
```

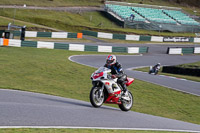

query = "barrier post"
77;33;83;39
3;39;9;46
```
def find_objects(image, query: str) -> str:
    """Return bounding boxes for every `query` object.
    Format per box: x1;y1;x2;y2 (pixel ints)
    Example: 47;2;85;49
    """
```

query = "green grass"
177;61;200;69
0;128;186;133
0;9;119;32
0;46;200;125
0;15;56;31
0;0;103;7
134;64;200;82
0;16;41;29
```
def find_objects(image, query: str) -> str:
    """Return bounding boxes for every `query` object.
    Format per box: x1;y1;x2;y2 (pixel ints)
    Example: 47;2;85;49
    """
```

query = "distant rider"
153;63;161;71
104;55;128;97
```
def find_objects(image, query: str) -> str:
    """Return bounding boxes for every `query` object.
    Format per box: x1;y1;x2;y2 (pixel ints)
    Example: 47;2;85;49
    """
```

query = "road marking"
68;55;97;68
0;126;200;133
68;54;143;68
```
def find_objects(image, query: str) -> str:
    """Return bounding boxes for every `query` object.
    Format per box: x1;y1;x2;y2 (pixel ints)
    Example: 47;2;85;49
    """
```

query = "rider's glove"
111;75;117;79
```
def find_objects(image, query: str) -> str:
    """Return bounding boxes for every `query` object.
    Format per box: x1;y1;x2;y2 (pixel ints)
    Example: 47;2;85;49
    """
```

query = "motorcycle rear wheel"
118;91;133;111
90;87;104;108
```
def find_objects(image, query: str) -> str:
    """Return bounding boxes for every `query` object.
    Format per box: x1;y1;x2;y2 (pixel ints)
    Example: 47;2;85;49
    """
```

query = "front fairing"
95;67;111;74
91;67;111;81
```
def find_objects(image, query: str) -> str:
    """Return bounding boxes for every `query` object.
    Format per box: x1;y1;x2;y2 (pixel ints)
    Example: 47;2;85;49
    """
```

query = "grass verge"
16;37;94;43
134;64;200;82
0;16;42;29
0;46;200;125
0;0;102;7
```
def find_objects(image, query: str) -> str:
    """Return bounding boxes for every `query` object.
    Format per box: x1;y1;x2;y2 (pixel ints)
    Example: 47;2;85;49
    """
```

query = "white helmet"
106;55;116;66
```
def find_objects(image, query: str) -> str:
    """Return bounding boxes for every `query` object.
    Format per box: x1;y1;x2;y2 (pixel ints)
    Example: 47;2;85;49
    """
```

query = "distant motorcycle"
149;63;161;75
90;67;134;111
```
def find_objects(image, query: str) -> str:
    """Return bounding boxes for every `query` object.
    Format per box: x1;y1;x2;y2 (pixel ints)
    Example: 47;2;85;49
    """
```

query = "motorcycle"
90;67;134;111
149;65;160;75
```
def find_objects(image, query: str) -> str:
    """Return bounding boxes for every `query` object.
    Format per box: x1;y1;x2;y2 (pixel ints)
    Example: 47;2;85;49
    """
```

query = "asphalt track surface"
1;89;200;132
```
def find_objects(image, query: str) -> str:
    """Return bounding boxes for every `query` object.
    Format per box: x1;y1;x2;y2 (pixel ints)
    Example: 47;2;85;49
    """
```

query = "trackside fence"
82;30;200;43
0;38;148;54
162;66;200;77
167;47;200;54
13;31;83;39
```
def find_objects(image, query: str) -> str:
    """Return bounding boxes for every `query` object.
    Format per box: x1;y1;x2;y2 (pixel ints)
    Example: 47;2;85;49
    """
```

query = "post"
20;26;26;41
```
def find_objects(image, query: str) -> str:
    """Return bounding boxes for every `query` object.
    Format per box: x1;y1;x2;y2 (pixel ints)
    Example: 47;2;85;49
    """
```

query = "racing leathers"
104;62;127;93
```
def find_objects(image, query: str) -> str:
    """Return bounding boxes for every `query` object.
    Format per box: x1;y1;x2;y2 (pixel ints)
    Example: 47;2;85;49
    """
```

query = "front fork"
92;81;104;100
97;84;104;99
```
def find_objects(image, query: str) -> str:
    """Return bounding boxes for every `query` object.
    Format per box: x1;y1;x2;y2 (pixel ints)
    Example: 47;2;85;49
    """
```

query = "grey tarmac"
0;89;200;132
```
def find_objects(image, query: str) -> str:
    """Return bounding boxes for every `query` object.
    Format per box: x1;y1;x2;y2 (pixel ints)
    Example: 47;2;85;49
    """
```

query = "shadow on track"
29;94;121;111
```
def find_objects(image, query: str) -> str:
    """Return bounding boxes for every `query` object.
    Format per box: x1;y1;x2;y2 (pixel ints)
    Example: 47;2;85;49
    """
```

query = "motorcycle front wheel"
119;91;133;111
90;87;104;108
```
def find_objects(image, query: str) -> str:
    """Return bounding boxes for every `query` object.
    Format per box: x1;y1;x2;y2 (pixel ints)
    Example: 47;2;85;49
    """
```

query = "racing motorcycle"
90;67;134;111
149;64;161;75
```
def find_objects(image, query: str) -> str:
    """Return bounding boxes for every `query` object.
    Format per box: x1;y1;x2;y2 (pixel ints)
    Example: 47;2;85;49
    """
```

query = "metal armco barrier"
167;47;200;54
0;38;148;54
82;30;200;43
13;31;83;39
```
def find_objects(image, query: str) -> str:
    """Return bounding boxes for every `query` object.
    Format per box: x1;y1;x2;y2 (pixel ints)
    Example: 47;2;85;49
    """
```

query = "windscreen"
95;67;110;73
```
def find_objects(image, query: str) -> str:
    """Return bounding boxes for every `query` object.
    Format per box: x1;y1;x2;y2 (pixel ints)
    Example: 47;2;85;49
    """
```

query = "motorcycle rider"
153;63;161;71
149;63;161;75
104;55;128;97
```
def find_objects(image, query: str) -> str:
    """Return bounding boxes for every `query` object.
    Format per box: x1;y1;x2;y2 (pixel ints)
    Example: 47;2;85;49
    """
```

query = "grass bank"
0;16;42;29
177;61;200;69
134;63;200;82
0;46;200;124
21;37;94;43
0;0;102;7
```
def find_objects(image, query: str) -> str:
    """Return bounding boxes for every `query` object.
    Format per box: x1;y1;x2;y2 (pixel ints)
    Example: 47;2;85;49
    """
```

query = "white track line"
68;54;142;68
68;55;97;68
0;126;200;133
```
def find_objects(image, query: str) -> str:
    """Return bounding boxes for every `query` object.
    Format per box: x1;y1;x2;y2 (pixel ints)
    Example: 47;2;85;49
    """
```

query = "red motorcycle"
90;67;134;111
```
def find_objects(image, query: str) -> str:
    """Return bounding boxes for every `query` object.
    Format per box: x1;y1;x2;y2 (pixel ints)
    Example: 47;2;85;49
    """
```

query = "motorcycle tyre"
118;91;133;111
90;87;104;108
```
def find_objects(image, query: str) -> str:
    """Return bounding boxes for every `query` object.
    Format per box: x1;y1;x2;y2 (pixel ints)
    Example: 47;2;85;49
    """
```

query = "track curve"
1;89;200;132
69;54;200;96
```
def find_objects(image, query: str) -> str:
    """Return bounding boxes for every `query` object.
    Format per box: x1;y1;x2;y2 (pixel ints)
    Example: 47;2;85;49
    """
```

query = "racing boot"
121;83;130;101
